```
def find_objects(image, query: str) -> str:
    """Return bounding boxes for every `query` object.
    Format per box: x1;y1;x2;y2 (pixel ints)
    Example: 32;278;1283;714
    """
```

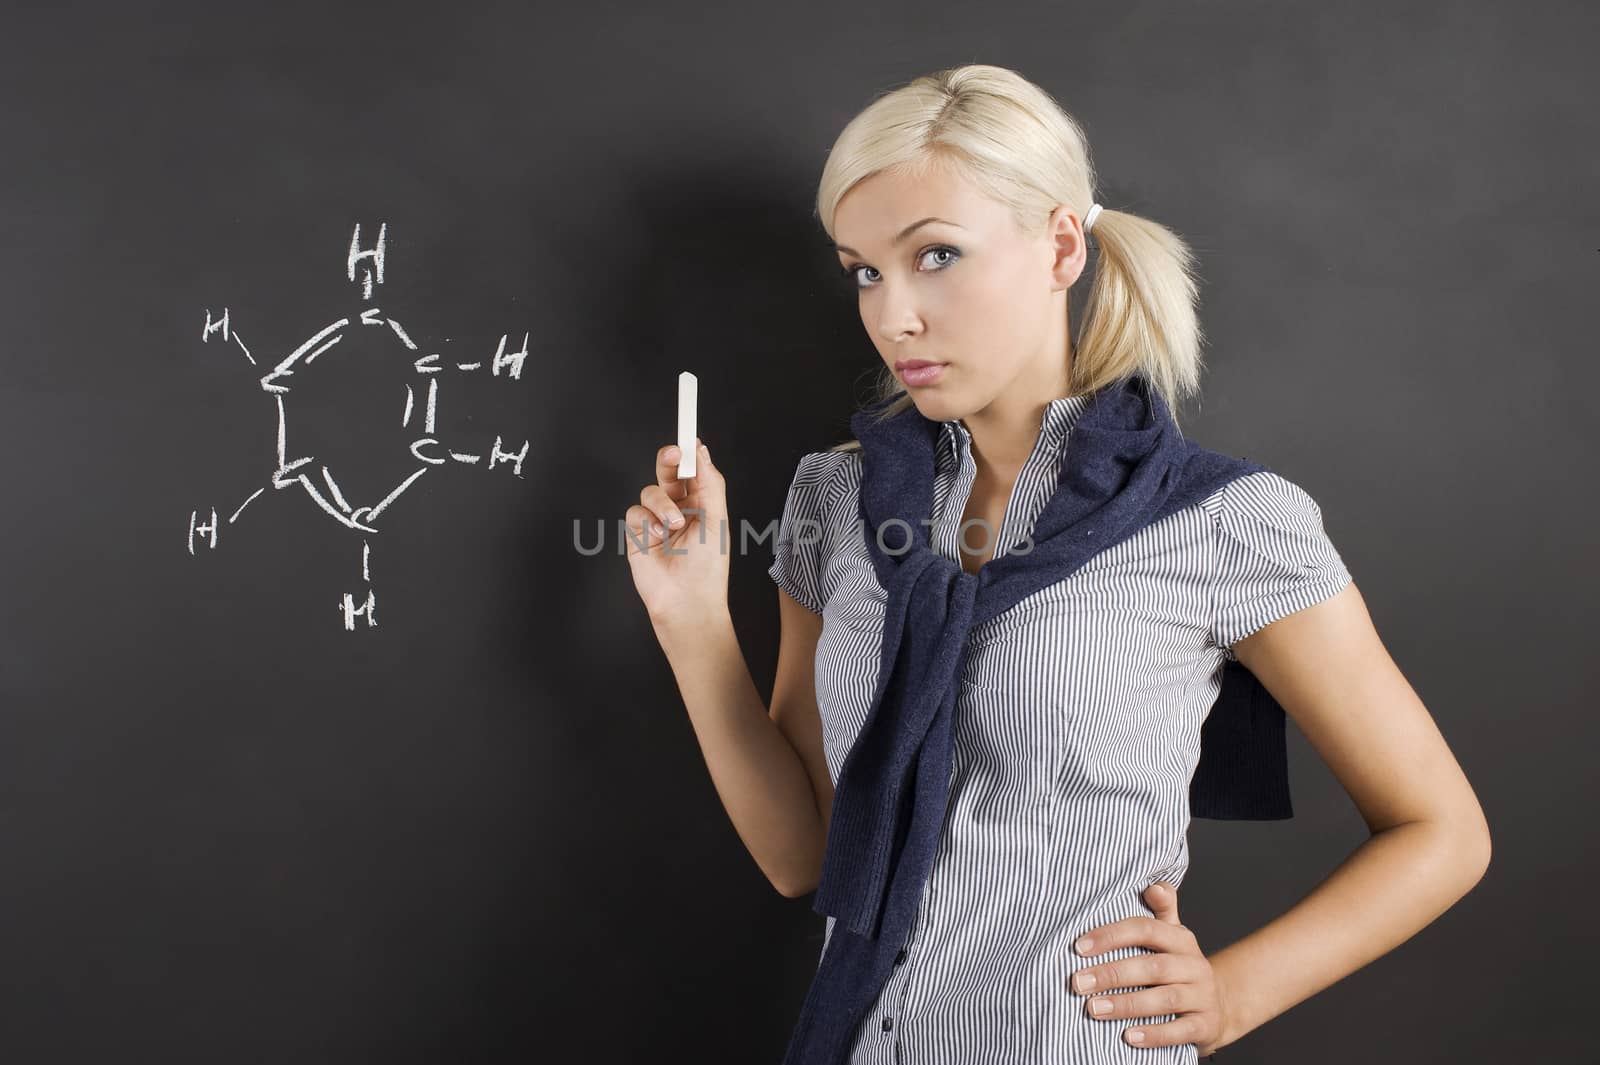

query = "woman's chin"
908;396;965;423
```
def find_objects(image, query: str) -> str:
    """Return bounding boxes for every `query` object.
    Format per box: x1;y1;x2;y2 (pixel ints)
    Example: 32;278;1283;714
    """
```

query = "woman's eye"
840;263;878;289
839;246;960;290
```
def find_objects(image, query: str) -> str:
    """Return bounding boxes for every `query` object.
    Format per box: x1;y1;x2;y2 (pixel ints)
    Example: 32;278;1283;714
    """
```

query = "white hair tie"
1083;202;1103;234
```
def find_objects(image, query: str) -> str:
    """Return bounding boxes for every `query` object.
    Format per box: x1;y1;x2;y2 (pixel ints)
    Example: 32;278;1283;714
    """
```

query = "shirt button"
894;949;907;965
882;1017;894;1031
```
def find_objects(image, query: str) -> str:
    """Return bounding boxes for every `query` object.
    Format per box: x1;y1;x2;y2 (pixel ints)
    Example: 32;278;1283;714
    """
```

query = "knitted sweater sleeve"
1208;470;1353;659
767;451;841;616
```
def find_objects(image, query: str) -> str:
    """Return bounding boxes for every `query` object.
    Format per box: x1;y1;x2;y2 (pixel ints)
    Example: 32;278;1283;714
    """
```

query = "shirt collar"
938;393;1094;466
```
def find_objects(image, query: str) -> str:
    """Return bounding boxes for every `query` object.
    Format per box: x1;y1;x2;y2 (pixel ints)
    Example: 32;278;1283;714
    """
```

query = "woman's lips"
898;362;946;387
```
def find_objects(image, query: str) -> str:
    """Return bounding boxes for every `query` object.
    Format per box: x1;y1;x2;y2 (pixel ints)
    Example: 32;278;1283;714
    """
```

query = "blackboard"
2;6;860;1060
3;2;1590;1063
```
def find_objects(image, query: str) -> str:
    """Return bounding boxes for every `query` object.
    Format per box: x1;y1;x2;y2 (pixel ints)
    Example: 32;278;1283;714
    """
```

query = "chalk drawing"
186;222;531;630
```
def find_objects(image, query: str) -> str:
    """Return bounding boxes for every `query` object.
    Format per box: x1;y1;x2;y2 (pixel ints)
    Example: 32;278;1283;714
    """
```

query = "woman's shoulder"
769;448;862;615
784;446;861;487
778;447;864;523
1197;468;1327;527
1198;467;1350;653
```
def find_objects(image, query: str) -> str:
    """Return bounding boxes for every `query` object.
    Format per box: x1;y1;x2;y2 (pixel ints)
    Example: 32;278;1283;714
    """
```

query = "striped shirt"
768;394;1353;1064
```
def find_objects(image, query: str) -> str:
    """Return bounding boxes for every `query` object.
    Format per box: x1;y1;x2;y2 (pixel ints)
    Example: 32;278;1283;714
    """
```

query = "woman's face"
832;159;1086;425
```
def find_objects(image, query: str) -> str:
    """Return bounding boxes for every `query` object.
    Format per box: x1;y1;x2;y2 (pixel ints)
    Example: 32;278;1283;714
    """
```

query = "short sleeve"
767;451;838;615
1209;470;1353;656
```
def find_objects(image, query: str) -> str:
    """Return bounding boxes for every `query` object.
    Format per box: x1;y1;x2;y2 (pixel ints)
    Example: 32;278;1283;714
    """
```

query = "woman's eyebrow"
833;217;965;257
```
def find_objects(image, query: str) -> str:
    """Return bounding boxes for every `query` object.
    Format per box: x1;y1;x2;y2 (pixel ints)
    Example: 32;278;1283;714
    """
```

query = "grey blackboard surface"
1;2;1593;1063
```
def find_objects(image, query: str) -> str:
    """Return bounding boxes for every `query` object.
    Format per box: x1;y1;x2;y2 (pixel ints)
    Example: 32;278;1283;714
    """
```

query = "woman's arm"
1208;579;1492;1050
629;440;833;899
655;589;832;899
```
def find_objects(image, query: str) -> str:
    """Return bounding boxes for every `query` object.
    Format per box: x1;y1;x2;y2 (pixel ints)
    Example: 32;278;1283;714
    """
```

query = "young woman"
626;65;1489;1064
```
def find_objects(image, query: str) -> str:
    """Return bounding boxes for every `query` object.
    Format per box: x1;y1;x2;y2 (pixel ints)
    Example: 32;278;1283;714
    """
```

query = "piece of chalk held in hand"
677;371;697;479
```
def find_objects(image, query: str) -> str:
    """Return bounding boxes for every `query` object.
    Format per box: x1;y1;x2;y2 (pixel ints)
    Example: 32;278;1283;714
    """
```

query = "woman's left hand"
1069;881;1231;1056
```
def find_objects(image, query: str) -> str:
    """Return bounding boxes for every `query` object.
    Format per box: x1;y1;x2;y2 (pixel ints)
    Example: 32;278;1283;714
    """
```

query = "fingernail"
1076;971;1097;992
1075;937;1093;954
1126;1029;1145;1044
667;446;680;459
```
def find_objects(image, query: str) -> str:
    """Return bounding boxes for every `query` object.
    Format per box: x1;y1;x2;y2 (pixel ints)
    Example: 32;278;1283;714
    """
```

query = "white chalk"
677;371;697;479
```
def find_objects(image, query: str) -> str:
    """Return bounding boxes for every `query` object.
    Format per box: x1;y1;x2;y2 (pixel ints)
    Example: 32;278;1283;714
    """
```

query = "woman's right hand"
624;437;730;631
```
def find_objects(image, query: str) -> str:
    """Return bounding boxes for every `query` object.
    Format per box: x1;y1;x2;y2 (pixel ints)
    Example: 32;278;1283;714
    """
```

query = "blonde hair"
819;64;1205;452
